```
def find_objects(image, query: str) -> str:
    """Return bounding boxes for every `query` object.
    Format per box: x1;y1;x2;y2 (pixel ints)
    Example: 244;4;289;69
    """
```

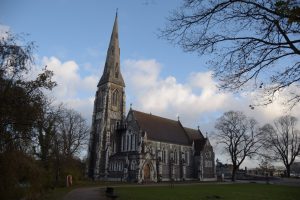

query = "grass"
42;181;300;200
116;183;300;200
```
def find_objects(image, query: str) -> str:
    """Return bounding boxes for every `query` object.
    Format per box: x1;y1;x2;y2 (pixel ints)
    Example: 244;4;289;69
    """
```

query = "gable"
184;127;204;142
194;138;213;156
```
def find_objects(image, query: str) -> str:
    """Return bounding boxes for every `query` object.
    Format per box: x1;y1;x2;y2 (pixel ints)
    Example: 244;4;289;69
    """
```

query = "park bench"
105;187;118;199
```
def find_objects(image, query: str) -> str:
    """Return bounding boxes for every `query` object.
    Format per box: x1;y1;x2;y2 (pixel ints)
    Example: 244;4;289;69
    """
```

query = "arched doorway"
143;164;151;181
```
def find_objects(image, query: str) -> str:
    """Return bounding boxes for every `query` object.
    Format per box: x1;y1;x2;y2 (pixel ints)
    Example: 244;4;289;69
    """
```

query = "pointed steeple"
98;12;125;87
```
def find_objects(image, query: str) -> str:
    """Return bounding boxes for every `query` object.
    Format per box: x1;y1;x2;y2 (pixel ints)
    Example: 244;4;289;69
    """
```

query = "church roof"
183;127;204;142
131;110;203;146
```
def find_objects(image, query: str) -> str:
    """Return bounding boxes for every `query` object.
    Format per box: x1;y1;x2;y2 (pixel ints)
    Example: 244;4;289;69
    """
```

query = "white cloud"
124;59;300;128
43;57;80;98
189;71;217;92
123;58;300;168
123;59;230;127
62;97;95;122
36;56;98;124
42;56;98;97
124;59;161;89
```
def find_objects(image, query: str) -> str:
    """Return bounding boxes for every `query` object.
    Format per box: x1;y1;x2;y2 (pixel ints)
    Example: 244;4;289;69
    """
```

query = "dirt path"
63;187;106;200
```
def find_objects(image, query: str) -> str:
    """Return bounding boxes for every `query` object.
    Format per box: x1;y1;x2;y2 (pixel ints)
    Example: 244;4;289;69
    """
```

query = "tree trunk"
231;166;237;182
286;165;291;177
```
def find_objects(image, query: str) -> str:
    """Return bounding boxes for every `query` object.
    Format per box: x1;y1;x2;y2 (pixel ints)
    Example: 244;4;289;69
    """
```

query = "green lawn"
116;183;300;200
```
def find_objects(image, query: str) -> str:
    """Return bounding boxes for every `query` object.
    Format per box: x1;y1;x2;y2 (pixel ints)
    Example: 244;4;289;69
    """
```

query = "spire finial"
130;103;132;110
197;125;200;130
116;8;118;17
177;115;180;121
206;132;208;138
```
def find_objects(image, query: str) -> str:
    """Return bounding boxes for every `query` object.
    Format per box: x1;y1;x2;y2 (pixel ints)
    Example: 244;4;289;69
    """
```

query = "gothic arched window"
162;149;166;163
174;150;178;164
112;90;119;107
185;151;190;165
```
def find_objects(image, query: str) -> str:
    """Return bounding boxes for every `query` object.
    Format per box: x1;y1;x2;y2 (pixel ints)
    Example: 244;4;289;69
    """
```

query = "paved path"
63;187;106;200
272;178;300;187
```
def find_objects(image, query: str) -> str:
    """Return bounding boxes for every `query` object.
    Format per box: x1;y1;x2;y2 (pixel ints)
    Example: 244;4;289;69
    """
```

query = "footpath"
63;187;106;200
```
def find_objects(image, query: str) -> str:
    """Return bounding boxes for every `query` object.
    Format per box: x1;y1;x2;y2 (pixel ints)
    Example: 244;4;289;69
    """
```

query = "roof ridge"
131;109;178;123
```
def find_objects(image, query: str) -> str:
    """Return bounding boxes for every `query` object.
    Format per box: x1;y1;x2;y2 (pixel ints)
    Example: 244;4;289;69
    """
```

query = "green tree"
161;0;300;108
0;29;88;199
0;150;48;200
0;31;56;152
0;31;56;199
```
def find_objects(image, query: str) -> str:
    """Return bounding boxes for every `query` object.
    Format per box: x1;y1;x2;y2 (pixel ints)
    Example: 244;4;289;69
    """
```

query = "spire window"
112;90;119;107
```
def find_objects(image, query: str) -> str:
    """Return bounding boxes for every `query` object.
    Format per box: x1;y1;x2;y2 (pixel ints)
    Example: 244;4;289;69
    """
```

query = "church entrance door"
143;164;151;181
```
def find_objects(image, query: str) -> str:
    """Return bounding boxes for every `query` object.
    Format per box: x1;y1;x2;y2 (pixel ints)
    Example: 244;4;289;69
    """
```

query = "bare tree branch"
260;115;300;177
161;0;300;108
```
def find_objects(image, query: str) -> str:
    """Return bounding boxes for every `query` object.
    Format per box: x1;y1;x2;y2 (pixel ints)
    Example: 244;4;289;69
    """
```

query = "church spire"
98;12;125;87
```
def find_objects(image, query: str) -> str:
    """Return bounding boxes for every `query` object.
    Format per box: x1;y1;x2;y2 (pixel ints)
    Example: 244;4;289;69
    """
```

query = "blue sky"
1;0;299;166
1;0;216;123
1;0;207;82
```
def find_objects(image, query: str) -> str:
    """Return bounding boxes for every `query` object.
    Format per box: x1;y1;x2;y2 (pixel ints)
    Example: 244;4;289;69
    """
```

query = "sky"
1;0;300;167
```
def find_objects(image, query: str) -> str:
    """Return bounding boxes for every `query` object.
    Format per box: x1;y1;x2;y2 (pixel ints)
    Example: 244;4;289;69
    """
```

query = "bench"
105;187;118;199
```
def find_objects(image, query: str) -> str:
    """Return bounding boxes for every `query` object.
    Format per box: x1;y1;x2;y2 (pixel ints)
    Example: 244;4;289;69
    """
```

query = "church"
86;13;216;182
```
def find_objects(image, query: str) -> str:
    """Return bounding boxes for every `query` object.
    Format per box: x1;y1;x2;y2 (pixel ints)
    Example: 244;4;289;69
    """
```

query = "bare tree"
34;105;89;185
161;0;300;108
260;115;300;177
258;158;275;176
215;111;261;181
58;109;89;158
33;101;62;166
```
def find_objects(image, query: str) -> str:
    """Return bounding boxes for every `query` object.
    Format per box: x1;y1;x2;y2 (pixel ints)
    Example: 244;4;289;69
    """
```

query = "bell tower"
87;12;125;179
